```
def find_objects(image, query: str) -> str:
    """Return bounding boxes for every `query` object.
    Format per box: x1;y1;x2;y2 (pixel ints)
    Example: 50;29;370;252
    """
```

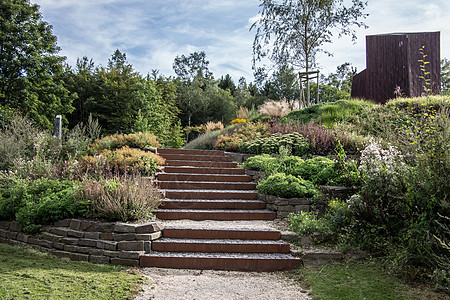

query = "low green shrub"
291;157;336;185
288;211;332;236
241;154;276;171
257;173;317;198
239;133;309;156
0;178;87;233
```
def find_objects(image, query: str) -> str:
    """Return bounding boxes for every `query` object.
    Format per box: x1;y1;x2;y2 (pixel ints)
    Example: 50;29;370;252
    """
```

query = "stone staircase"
139;148;302;271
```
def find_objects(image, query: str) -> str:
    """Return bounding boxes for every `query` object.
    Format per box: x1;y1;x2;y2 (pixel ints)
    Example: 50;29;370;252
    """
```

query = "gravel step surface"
156;209;273;213
162;189;257;193
136;268;312;300
160;220;278;230
162;199;264;203
154;238;288;245
142;251;299;259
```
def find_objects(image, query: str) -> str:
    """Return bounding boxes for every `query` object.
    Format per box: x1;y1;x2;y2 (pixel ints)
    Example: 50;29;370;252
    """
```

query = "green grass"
0;243;145;300
293;259;447;300
281;99;376;127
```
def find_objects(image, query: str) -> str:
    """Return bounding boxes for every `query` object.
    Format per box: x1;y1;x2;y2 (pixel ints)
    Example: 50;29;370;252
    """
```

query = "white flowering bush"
359;140;406;181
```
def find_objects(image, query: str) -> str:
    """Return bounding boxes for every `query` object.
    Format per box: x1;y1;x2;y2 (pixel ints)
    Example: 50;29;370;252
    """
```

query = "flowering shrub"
270;120;367;155
358;141;406;184
239;133;309;157
78;174;161;222
80;146;164;176
214;121;269;151
230;118;247;124
89;132;159;152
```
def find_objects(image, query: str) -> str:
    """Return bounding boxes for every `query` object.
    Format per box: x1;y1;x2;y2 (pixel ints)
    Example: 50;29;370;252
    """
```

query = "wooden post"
53;115;62;139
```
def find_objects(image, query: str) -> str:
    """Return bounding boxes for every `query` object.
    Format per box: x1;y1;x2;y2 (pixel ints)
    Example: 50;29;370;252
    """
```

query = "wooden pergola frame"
299;70;320;107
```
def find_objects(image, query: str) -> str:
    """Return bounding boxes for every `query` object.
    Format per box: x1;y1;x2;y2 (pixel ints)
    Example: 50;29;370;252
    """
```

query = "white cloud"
32;0;450;82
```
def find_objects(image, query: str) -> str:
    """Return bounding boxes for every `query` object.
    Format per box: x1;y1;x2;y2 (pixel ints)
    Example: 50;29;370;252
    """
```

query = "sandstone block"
67;229;84;238
0;221;10;229
53;219;70;227
6;231;18;239
119;251;144;260
117;241;144;251
61;237;79;245
135;222;163;234
103;250;120;257
78;239;97;247
92;223;115;233
76;246;91;254
277;205;295;212
89;248;104;256
70;253;89;262
51;250;72;259
9;221;21;232
295;205;310;213
136;232;161;241
99;233;114;240
98;241;118;251
69;219;82;231
53;242;65;250
84;232;100;240
42;232;62;242
114;223;136;233
28;237;41;245
49;227;70;237
111;258;139;267
89;255;110;264
39;240;53;249
114;233;136;241
16;233;29;243
64;244;77;252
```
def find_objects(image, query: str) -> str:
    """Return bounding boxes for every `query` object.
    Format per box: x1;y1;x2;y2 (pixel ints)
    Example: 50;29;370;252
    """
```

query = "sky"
32;0;450;82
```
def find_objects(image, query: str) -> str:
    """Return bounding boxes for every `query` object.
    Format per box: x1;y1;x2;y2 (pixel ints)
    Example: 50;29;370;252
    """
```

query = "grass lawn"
292;259;447;300
0;243;145;300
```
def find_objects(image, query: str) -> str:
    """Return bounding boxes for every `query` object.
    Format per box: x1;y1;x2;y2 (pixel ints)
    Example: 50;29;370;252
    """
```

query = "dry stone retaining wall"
0;219;163;267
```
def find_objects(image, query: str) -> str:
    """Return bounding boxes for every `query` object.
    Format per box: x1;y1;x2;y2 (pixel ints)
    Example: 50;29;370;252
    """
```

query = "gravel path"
135;268;312;300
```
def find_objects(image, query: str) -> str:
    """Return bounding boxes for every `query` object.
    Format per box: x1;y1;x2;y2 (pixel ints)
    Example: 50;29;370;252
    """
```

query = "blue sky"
33;0;450;82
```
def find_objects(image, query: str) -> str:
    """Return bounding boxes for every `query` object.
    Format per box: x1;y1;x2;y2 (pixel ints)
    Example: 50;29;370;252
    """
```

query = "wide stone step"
160;199;266;210
163;227;281;240
158;148;225;156
158;181;256;190
165;160;238;168
139;252;302;271
163;166;246;175
152;238;290;254
158;173;252;182
155;209;276;221
164;190;259;200
159;153;233;162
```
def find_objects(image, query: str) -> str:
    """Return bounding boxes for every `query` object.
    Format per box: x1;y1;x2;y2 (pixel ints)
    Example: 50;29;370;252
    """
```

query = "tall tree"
270;64;300;102
323;62;357;93
173;51;212;127
251;0;367;103
0;0;74;128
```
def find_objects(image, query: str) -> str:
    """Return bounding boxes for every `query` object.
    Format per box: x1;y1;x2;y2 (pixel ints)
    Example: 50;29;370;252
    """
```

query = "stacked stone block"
0;219;163;267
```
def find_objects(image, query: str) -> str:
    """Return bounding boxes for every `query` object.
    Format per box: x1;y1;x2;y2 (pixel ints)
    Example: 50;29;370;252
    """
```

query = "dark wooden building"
351;32;441;104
